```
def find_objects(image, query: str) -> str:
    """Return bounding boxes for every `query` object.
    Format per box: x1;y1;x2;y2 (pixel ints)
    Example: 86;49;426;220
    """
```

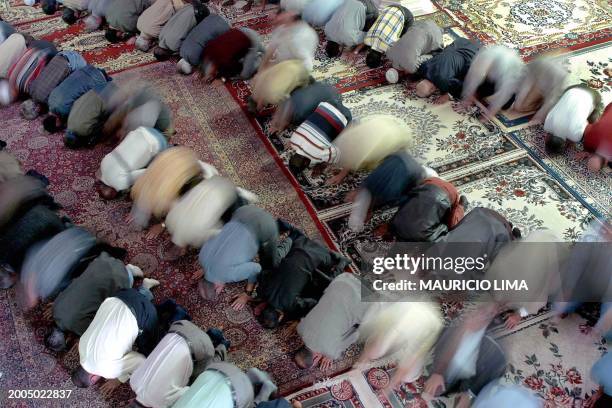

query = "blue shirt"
198;221;261;284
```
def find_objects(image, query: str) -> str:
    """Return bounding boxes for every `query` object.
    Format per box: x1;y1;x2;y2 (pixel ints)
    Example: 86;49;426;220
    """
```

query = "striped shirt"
290;102;348;165
7;45;56;99
364;6;405;53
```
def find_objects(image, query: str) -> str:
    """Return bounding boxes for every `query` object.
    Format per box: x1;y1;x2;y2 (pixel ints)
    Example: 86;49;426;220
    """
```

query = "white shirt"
268;21;319;71
130;333;193;408
544;87;594;142
79;297;144;382
165;176;236;248
100;127;166;191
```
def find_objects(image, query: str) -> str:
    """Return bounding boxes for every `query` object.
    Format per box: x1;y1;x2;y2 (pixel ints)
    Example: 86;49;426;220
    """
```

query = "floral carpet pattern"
1;0;610;407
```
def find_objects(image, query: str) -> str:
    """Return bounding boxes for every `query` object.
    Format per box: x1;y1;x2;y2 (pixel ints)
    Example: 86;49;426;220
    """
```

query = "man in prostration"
363;5;414;68
129;319;230;408
324;0;379;58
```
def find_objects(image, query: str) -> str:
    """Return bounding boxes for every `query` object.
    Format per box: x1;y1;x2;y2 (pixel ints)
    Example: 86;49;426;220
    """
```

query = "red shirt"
203;29;251;77
583;103;612;160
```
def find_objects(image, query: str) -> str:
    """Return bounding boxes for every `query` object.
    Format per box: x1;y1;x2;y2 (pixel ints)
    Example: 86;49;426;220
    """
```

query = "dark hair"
325;41;341;58
41;0;57;15
63;131;80;149
71;366;92;388
153;47;172;61
62;8;77;25
105;29;119;44
365;50;383;68
545;135;565;154
260;306;281;329
43;115;61;133
294;346;314;369
45;327;67;352
0;140;6;150
289;154;310;174
511;227;522;239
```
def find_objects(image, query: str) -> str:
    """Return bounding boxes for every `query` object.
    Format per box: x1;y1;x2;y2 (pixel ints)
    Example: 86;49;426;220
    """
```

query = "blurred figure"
40;0;61;14
84;0;112;31
0;174;52;229
250;59;310;111
347;150;434;232
462;45;525;118
472;383;542;408
129;146;204;229
423;303;507;407
295;273;371;371
199;28;262;82
390;177;466;241
102;86;174;141
261;12;318;71
45;252;135;352
0;204;66;289
363;5;414;68
269;81;350;134
72;284;161;393
196;206;290;302
257;227;350;328
172;363;277;408
280;0;313;14
359;301;442;390
98;126;170;200
415;38;480;99
135;0;188;52
386;20;443;75
44;65;110;133
324;0;379;58
512;56;569;124
61;0;90;25
582;102;611;172
154;1;209;61
0;34;27;79
0;147;24;183
426;207;521;280
302;0;342;27
0;21;16;45
177;13;230;75
287;102;350;174
328;115;413;185
164;174;253;254
64;82;119;148
1;40;57;106
485;229;569;329
554;221;611;342
589;352;612;408
129;320;230;408
543;84;603;154
20;227;97;309
105;0;154;43
22;51;87;120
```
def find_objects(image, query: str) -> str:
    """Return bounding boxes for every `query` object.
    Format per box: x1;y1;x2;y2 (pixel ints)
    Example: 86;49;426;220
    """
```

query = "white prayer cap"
177;58;193;75
385;68;399;84
24;0;36;6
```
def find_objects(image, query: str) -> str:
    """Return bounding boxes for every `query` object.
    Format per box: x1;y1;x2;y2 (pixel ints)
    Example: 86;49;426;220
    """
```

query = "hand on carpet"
231;293;252;310
69;340;80;355
504;312;522;330
146;223;165;240
575;151;591;161
314;355;334;372
423;373;445;398
326;169;348;186
191;270;204;283
584;387;603;408
310;163;327;178
454;392;472;408
43;303;54;320
99;379;121;399
435;93;450;105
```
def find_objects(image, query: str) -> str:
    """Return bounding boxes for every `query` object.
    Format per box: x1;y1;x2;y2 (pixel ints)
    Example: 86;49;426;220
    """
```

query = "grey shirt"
387;20;444;73
324;0;366;47
158;5;197;52
297;273;370;359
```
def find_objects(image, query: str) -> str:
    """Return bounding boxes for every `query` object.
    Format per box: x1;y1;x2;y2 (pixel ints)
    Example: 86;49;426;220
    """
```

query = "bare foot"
146;223;165;240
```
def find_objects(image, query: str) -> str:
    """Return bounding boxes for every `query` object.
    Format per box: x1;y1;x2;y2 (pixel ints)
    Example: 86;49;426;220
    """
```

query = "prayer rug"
431;0;612;58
